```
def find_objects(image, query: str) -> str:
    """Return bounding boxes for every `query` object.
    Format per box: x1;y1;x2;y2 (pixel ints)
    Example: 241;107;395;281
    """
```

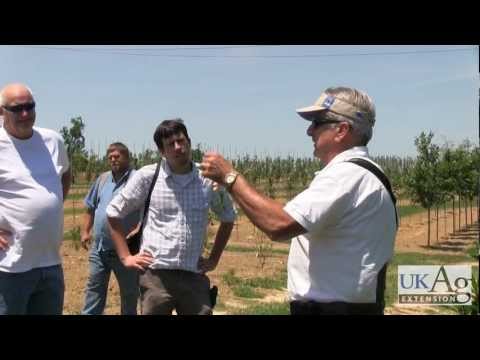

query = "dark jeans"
290;300;384;315
0;265;64;315
139;269;212;315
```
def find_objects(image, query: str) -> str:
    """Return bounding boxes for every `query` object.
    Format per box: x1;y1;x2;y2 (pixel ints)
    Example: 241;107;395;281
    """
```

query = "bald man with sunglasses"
0;83;71;315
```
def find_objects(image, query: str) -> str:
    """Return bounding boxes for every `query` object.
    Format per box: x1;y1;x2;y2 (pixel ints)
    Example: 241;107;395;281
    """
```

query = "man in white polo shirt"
0;83;71;315
200;86;398;315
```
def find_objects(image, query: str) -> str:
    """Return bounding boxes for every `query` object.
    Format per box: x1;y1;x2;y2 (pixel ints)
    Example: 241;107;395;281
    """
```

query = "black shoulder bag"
126;161;161;255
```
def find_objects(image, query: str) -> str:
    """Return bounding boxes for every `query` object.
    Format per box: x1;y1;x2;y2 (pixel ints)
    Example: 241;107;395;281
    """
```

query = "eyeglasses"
2;102;36;113
311;119;341;128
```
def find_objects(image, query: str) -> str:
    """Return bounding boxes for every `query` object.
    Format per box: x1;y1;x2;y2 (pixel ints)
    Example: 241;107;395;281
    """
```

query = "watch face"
226;174;235;183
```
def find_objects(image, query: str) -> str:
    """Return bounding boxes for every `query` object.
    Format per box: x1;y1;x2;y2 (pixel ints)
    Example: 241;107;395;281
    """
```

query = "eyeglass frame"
311;118;346;128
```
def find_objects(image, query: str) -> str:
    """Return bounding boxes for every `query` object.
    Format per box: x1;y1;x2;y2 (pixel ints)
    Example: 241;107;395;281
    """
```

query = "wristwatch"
224;171;239;190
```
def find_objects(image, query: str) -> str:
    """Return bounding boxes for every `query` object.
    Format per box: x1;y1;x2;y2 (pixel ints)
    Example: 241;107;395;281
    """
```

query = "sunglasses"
2;102;36;113
311;119;341;128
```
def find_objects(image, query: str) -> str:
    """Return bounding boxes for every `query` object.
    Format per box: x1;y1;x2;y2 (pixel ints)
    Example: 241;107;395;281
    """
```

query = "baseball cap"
296;92;375;126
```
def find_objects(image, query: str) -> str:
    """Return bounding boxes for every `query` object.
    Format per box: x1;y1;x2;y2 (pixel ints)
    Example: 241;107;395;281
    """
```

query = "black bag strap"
138;160;162;236
347;158;398;228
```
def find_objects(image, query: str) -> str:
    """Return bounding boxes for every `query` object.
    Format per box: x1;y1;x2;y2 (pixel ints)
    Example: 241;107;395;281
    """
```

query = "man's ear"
337;122;349;135
158;147;165;158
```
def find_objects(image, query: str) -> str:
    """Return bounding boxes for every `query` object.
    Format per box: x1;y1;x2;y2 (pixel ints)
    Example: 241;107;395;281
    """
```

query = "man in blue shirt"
81;142;140;315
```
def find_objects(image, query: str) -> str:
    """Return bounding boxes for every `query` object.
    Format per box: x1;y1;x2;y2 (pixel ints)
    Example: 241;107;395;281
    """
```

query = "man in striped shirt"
107;119;236;315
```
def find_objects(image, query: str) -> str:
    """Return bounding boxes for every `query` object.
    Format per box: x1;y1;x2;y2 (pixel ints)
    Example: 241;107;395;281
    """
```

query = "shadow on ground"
420;222;478;253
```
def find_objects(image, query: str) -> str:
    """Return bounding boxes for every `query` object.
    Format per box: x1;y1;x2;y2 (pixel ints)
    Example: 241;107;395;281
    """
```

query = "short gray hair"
322;86;376;145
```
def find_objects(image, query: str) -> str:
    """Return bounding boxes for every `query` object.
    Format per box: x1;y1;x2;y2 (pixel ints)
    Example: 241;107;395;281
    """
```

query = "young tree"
60;116;88;184
405;131;442;247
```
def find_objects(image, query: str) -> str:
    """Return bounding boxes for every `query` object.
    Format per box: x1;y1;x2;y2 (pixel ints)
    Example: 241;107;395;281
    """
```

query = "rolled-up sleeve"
84;179;100;211
106;169;149;219
210;187;237;223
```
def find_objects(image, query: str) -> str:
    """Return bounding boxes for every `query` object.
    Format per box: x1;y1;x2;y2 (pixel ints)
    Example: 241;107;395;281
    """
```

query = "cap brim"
296;105;328;121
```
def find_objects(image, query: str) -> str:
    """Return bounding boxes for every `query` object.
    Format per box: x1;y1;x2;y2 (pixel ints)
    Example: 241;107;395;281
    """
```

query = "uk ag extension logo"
398;265;472;305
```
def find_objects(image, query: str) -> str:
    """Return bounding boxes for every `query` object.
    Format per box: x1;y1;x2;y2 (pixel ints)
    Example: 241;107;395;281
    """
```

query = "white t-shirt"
0;126;69;273
284;147;397;303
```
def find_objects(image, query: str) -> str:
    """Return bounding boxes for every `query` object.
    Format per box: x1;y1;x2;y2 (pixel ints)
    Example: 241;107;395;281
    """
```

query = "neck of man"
168;160;192;175
4;123;33;140
321;143;356;165
112;167;129;182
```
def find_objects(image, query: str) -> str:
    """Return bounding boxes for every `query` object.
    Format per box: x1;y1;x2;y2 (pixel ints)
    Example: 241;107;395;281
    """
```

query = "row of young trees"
61;117;479;248
60;116;205;183
403;131;479;246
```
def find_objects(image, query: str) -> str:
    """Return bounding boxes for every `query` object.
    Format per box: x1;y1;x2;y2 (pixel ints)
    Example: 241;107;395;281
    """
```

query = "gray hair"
322;86;376;145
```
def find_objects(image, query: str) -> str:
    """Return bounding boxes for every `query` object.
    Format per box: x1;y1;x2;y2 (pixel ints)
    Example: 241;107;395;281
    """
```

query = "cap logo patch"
322;95;335;109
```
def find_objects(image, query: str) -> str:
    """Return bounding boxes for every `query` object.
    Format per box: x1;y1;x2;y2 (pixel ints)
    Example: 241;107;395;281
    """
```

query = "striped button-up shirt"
106;160;236;273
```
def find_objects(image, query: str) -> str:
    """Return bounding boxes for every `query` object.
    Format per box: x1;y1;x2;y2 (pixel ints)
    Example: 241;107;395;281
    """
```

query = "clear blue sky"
1;45;478;158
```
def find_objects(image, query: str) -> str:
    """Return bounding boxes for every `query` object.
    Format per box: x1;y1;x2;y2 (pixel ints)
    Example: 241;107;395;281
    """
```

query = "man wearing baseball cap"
200;86;398;315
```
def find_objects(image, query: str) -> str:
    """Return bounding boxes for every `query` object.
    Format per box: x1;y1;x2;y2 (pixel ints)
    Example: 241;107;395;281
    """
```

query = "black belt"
290;300;384;315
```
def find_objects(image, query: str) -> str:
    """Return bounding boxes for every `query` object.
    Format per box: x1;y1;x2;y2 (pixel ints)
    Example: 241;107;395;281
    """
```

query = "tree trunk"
444;201;447;238
458;196;461;230
470;198;473;225
436;206;439;243
427;207;431;247
465;197;468;226
452;198;455;235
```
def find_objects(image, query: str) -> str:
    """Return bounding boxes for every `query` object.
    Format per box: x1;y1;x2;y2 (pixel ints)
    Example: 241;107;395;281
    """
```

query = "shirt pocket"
189;198;209;226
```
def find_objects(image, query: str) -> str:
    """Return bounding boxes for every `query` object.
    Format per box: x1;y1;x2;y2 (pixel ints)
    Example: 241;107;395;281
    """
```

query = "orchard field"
60;120;479;315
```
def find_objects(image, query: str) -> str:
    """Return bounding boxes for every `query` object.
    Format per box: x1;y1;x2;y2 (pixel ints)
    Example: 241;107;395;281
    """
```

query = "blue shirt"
84;169;140;251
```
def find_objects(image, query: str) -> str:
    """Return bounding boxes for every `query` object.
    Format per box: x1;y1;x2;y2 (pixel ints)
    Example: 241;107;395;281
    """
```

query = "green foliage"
233;302;290;315
232;284;264;299
64;207;87;216
191;143;204;163
244;273;287;290
60;116;88;183
64;226;81;250
131;148;160;169
397;204;425;218
222;269;243;286
66;192;88;200
404;131;442;209
222;268;287;300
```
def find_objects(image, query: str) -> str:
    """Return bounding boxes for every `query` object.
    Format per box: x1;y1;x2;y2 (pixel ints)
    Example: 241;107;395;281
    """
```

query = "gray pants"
139;269;212;315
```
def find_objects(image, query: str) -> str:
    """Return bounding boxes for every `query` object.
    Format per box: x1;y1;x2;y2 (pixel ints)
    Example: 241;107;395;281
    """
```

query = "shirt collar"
160;159;198;182
317;146;370;174
111;168;132;184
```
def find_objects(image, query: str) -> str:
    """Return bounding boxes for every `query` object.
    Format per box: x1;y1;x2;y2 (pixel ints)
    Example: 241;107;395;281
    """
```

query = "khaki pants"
139;268;212;315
